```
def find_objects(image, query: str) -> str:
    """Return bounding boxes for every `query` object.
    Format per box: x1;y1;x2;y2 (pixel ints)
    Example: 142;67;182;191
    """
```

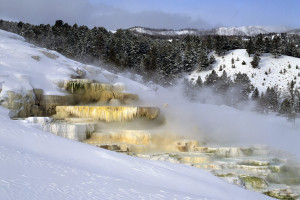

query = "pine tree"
183;78;195;100
195;76;203;88
246;38;254;57
251;54;260;68
265;86;279;112
215;35;226;56
183;44;196;71
254;34;264;55
197;50;209;71
217;70;232;94
271;35;281;58
279;98;292;115
234;72;252;101
209;55;216;64
252;87;260;100
288;80;296;107
264;37;271;53
205;70;219;85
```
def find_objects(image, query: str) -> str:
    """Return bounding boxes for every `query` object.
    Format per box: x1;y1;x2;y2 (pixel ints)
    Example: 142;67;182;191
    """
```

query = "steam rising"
131;77;300;159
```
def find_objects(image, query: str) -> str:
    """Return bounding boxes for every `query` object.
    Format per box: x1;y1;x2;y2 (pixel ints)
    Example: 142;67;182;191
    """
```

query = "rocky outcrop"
88;130;153;145
1;90;43;118
0;89;74;118
55;106;160;122
43;122;95;141
63;79;137;104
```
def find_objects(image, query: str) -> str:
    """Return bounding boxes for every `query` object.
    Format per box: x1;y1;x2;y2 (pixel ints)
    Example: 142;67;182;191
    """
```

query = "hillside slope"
189;49;300;93
0;30;274;200
129;26;290;36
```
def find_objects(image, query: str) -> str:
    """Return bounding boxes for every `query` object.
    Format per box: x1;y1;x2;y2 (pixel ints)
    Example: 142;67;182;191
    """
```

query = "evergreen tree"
195;76;203;88
286;80;295;107
254;34;264;55
216;70;232;94
251;54;260;68
215;35;226;56
246;38;255;57
264;86;279;112
197;50;209;71
252;87;260;100
209;55;216;64
271;35;281;58
183;78;195;100
205;70;219;86
264;37;271;53
183;43;197;71
258;92;268;113
279;98;292;115
233;72;252;101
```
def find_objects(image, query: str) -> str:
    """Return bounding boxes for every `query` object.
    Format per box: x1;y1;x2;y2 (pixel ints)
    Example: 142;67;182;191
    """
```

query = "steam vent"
19;78;300;200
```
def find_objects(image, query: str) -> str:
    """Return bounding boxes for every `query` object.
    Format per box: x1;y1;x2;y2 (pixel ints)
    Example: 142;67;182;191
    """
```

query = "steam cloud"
132;78;300;159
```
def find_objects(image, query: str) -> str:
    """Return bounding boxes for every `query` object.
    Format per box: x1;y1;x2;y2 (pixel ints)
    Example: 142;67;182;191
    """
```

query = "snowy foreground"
0;107;273;200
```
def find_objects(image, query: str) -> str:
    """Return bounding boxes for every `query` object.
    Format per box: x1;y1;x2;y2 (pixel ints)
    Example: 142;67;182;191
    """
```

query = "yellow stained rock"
56;106;160;122
89;130;153;145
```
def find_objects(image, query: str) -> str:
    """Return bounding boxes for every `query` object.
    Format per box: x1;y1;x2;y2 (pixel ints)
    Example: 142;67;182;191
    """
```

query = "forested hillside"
1;19;300;118
1;20;300;85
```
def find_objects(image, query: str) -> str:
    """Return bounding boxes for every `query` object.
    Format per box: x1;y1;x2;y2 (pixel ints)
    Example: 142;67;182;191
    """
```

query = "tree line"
1;19;299;85
1;19;300;118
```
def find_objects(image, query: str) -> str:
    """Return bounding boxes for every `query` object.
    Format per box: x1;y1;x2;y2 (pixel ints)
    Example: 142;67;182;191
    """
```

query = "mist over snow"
137;81;300;159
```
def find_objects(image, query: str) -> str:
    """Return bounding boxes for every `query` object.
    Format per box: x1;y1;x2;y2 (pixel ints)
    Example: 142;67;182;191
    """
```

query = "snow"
215;26;289;36
130;27;199;36
130;26;291;37
0;106;273;200
0;29;149;98
189;49;300;93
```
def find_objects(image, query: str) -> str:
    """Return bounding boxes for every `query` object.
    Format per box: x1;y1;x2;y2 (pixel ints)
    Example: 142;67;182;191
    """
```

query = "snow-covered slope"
287;28;300;35
189;49;300;93
0;29;150;98
0;30;275;200
214;26;290;36
129;26;291;36
0;29;275;199
0;106;273;200
129;27;203;36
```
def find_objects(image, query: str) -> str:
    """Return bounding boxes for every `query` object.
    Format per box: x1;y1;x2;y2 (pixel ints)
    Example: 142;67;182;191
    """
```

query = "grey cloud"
0;0;210;30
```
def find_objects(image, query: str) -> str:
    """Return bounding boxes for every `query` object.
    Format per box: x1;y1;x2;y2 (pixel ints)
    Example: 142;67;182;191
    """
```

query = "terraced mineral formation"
43;122;95;141
87;130;153;145
64;79;125;93
63;79;138;104
55;106;160;122
19;78;300;199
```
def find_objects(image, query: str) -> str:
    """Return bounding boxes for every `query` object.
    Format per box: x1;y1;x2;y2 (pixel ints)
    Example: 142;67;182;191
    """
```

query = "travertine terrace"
17;78;300;200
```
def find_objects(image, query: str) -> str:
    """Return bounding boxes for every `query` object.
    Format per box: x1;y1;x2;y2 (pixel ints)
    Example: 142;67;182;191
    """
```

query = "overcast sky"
0;0;299;30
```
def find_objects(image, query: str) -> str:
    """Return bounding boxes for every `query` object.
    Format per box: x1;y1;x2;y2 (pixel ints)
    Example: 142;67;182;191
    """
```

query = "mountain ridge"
129;25;296;36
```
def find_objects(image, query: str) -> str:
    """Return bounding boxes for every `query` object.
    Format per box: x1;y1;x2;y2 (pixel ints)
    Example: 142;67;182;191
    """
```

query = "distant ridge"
129;26;296;36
